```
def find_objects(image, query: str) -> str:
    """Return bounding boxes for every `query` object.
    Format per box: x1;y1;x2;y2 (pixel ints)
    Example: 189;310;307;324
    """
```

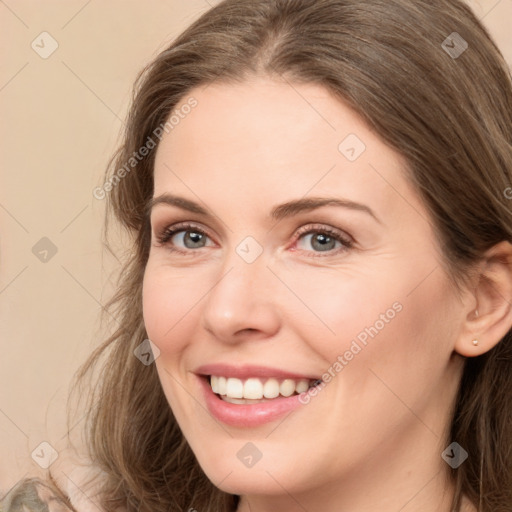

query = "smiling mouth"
208;375;320;404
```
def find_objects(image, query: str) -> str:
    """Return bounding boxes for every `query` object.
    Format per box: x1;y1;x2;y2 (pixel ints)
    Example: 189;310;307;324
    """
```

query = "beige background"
1;0;511;497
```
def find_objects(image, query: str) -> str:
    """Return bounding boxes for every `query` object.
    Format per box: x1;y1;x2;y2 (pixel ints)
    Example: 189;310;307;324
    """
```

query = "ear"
455;241;512;357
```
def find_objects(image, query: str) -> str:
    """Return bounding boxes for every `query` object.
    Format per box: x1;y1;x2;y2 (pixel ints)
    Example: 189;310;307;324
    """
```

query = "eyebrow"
147;193;381;224
147;194;208;216
271;197;381;224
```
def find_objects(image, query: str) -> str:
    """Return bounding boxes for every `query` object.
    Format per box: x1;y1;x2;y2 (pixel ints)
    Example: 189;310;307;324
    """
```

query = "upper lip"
194;363;319;381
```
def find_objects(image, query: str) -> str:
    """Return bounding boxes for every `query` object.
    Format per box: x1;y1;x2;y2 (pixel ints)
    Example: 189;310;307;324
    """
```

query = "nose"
200;254;281;344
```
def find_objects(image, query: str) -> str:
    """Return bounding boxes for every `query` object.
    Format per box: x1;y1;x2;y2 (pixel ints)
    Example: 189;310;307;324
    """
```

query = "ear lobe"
455;241;512;358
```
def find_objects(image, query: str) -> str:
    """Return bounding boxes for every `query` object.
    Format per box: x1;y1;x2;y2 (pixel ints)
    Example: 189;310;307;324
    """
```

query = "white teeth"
218;376;227;395
296;379;309;393
280;379;296;397
211;375;219;393
226;377;244;398
244;378;263;399
210;376;314;400
263;378;280;399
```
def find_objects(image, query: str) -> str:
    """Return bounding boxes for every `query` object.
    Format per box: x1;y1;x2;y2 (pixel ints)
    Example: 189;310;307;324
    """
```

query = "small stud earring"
472;339;479;346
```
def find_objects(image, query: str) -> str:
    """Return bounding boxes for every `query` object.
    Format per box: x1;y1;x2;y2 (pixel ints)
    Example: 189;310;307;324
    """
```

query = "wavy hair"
56;0;512;510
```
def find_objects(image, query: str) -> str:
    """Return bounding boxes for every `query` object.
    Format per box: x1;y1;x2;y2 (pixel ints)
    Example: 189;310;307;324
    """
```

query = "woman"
3;0;511;510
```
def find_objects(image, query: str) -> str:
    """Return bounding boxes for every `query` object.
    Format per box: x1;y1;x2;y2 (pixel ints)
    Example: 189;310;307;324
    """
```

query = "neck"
236;475;457;512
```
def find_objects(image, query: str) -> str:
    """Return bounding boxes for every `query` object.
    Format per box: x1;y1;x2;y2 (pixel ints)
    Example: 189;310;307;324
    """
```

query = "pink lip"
194;363;318;381
197;375;306;427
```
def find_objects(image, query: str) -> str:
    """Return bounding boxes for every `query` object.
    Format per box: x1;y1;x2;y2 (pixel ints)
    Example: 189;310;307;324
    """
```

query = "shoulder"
54;462;110;512
1;477;74;511
1;464;109;512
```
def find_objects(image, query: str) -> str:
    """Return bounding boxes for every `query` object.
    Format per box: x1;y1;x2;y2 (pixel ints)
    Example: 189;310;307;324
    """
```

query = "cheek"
291;262;456;375
283;266;405;354
141;262;210;355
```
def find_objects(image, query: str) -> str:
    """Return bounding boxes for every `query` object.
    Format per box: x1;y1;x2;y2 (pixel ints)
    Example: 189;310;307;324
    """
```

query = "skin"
143;77;512;511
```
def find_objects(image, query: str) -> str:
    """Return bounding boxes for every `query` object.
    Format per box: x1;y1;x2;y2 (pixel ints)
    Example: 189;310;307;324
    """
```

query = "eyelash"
154;222;354;258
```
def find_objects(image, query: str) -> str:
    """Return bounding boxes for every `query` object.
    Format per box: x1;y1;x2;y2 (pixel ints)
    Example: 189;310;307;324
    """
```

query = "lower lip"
198;376;305;427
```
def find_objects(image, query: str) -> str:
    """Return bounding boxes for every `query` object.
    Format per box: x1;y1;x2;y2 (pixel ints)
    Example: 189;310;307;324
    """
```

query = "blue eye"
156;224;214;251
294;226;353;256
171;230;209;249
297;232;342;252
155;222;353;257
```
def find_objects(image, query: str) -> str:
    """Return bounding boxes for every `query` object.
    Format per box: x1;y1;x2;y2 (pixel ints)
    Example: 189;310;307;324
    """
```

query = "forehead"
152;77;422;223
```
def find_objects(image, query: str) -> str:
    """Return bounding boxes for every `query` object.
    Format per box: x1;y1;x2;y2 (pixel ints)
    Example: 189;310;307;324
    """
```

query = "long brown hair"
66;0;512;510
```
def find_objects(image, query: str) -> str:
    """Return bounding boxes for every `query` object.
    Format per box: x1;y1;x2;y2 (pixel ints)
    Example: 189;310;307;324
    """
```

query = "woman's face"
143;78;468;508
